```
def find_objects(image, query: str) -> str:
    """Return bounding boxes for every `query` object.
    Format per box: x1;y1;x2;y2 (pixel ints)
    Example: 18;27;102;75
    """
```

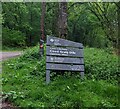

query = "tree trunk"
118;2;120;55
58;2;67;39
40;2;46;57
29;3;33;46
52;3;59;37
40;2;46;40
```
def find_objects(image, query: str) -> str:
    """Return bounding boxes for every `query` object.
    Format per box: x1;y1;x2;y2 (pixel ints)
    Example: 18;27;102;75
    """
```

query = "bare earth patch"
2;101;18;109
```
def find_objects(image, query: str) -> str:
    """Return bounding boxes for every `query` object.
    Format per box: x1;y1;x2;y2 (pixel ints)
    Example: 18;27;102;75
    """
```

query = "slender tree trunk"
40;2;46;40
52;3;59;37
40;2;46;57
29;3;33;46
118;2;120;55
58;2;67;39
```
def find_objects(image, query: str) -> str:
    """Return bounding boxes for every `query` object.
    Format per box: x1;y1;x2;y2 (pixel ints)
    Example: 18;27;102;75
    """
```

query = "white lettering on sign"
50;39;54;42
50;57;65;62
50;50;59;53
54;39;59;42
58;48;67;51
54;43;61;45
50;57;54;61
49;49;76;56
54;39;61;46
59;50;68;54
69;51;76;55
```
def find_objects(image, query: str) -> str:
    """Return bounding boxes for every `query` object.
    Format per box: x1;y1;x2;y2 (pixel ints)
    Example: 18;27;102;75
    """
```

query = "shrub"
84;48;118;81
13;45;118;82
2;27;25;47
20;46;118;81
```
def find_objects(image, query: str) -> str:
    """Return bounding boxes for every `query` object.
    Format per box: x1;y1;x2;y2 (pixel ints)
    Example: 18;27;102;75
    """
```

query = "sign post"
46;36;84;84
39;39;44;57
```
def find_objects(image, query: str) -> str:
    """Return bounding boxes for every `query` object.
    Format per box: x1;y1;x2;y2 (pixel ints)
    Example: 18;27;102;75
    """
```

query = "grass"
2;45;119;108
1;46;27;51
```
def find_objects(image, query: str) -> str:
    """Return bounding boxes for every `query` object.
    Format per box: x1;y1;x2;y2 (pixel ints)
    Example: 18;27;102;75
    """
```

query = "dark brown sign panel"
46;56;84;64
47;36;83;48
46;46;83;57
46;63;84;71
46;36;84;84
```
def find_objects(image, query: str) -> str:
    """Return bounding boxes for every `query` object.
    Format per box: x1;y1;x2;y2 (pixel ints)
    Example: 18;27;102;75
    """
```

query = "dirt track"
0;51;22;61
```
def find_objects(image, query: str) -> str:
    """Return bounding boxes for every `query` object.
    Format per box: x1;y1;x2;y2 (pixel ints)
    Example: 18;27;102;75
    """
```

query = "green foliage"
84;47;118;81
2;46;26;51
2;46;119;108
2;27;25;47
2;2;118;48
2;2;41;46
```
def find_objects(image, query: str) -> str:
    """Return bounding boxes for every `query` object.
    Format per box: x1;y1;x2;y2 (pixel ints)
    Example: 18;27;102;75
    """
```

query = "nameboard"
46;36;84;84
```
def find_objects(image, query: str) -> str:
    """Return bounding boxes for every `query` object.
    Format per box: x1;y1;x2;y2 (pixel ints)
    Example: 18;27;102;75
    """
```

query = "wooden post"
39;39;44;57
80;72;84;79
46;70;50;84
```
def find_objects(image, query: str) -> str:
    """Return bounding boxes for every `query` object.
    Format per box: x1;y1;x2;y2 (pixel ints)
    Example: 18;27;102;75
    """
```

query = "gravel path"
0;51;22;61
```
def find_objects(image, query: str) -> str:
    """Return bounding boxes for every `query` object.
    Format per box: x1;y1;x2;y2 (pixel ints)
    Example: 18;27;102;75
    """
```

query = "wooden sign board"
46;36;84;84
46;46;83;57
46;63;84;71
47;36;83;48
